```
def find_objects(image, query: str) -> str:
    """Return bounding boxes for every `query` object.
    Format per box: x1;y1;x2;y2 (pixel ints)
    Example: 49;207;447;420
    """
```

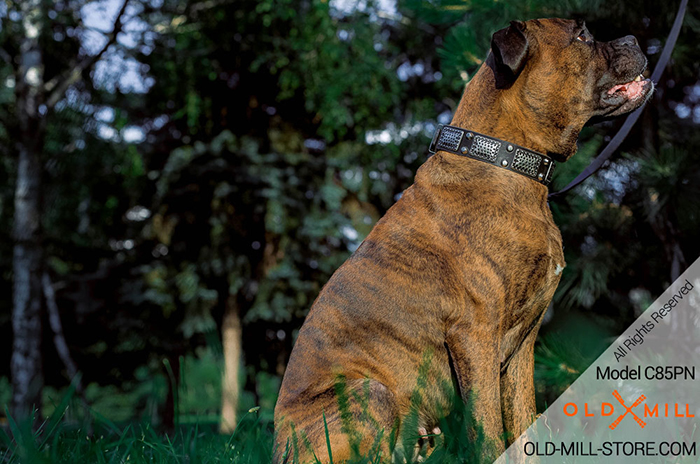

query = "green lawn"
1;409;274;464
0;391;496;464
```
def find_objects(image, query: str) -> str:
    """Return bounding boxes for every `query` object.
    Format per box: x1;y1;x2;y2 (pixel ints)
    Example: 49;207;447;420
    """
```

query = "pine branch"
44;0;130;110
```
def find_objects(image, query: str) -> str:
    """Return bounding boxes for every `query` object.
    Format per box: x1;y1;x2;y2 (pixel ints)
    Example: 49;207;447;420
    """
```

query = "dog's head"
488;18;653;159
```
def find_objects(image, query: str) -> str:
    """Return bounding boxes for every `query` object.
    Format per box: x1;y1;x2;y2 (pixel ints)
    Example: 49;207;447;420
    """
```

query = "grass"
0;404;493;464
0;379;497;464
0;406;274;464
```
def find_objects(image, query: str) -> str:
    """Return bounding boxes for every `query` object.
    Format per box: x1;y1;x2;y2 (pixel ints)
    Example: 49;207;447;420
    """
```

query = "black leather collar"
428;125;556;186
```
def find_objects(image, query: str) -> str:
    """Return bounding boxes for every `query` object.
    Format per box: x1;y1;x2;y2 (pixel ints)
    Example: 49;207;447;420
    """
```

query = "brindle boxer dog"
274;18;652;463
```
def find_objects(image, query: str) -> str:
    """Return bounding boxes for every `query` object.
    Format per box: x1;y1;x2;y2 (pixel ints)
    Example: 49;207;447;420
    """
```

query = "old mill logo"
563;390;694;430
610;390;646;429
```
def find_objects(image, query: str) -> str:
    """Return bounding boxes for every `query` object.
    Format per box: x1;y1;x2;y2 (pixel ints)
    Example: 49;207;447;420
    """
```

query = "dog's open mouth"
607;74;649;101
600;73;653;117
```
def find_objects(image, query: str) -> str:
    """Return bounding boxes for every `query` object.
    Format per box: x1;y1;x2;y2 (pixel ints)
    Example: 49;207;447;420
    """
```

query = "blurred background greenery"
0;0;699;447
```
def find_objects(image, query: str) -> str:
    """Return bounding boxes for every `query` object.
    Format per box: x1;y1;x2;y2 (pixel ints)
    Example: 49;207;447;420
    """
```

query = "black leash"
548;0;688;200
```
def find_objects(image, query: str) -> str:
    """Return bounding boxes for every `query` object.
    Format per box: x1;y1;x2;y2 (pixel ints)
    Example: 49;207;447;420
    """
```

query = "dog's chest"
514;222;563;311
489;222;563;364
493;212;565;319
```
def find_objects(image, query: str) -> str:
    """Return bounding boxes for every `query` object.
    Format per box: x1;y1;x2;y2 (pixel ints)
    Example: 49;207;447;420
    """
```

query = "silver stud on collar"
461;146;467;154
501;159;509;167
507;144;514;152
543;158;550;165
538;173;544;181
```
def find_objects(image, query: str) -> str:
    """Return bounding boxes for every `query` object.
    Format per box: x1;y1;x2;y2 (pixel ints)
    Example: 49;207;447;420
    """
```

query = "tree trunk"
11;154;44;420
220;296;242;433
11;0;46;421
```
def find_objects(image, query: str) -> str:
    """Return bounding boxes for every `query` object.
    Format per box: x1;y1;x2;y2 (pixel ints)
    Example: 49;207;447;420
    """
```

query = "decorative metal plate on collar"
428;125;556;186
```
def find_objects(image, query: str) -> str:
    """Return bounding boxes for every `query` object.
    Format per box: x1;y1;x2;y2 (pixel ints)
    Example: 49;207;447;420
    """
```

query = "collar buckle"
428;124;443;154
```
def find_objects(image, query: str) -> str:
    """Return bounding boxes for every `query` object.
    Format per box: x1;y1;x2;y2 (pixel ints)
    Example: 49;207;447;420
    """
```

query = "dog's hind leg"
281;379;399;464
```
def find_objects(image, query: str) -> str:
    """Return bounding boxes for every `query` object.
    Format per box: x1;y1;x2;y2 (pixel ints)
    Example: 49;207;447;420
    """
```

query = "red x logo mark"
609;390;646;430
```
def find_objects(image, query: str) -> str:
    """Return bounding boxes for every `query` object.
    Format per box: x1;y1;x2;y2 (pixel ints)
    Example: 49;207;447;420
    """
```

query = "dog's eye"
576;31;591;43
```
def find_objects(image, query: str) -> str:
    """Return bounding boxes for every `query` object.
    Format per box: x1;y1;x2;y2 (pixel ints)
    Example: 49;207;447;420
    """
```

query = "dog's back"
273;176;458;462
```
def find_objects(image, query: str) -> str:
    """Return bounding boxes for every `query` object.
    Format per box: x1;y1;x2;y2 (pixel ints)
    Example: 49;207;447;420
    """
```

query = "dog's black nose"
618;35;638;47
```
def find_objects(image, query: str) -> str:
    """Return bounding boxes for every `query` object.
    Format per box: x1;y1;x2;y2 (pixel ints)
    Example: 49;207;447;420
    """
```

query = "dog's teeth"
634;75;642;82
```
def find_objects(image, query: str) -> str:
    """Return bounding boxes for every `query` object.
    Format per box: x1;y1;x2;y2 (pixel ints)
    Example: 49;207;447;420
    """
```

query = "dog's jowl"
274;18;652;463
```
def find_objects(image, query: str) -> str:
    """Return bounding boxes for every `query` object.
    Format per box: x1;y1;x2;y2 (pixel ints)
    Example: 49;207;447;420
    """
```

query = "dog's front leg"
499;321;540;446
446;323;505;455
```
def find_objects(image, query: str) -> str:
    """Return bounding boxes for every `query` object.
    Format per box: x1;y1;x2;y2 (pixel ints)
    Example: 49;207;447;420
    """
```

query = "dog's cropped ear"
491;21;529;80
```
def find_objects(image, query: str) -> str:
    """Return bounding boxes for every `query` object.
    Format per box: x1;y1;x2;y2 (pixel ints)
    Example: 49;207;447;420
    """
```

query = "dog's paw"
413;426;442;462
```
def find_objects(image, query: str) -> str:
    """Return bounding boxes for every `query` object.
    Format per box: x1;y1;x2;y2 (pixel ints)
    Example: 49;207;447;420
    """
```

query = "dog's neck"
450;55;580;161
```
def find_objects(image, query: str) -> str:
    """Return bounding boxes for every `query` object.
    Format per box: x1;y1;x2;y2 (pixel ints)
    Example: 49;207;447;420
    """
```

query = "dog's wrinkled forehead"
524;18;583;44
